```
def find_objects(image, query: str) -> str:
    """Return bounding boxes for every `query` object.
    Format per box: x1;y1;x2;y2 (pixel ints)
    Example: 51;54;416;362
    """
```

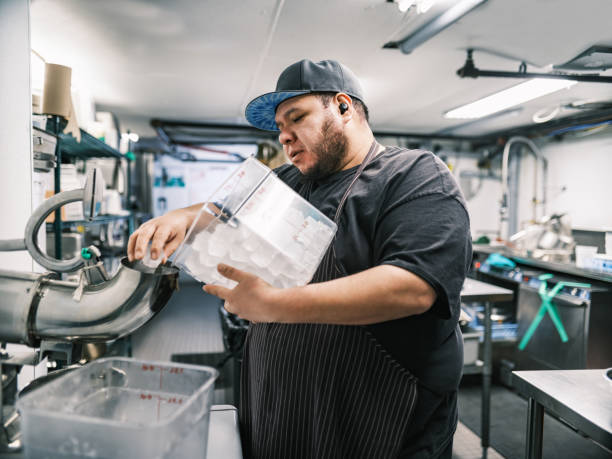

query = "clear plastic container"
174;157;337;288
16;357;218;459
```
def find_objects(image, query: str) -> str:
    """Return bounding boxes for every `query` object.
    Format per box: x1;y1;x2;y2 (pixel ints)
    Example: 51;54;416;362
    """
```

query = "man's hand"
127;205;200;263
203;264;283;323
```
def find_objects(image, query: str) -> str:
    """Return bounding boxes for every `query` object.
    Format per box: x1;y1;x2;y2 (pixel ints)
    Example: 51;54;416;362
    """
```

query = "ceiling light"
416;0;437;14
444;78;577;119
396;0;415;13
384;0;487;54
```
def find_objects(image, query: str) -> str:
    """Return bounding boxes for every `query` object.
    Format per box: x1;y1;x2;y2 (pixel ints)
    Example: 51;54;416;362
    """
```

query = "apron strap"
313;139;380;282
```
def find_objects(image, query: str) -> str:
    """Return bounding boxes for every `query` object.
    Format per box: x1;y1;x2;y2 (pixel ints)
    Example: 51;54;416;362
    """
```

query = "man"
128;59;472;458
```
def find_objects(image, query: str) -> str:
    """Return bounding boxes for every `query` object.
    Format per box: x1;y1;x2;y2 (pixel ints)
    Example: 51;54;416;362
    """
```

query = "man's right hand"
127;206;197;263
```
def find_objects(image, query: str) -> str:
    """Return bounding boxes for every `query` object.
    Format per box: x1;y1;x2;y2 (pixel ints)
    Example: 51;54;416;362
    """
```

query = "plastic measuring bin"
16;357;218;458
174;157;337;289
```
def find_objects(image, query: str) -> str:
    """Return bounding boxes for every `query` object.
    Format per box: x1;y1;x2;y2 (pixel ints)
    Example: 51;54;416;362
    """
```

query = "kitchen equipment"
102;188;125;215
516;273;612;370
510;214;575;263
575;245;598;269
461;327;481;365
17;357;218;459
46;232;83;259
174;157;337;289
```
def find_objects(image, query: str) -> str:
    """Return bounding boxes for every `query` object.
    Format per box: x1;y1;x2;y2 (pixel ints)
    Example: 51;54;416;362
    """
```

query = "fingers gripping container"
16;357;218;458
173;157;337;289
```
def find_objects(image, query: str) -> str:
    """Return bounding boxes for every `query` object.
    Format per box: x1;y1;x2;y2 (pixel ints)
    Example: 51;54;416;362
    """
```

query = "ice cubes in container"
174;157;336;288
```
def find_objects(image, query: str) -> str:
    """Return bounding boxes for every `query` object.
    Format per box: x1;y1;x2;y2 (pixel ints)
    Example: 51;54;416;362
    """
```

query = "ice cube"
267;261;281;278
191;230;210;248
243;233;261;252
236;224;253;242
208;237;228;258
200;251;220;267
229;244;250;263
250;248;274;268
142;244;162;269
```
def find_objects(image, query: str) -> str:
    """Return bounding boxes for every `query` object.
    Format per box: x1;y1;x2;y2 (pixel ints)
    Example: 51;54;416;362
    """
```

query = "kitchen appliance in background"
45;232;83;260
510;213;575;263
516;274;612;370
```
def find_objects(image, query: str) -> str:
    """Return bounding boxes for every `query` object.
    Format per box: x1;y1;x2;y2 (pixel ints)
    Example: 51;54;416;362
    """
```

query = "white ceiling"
30;0;612;139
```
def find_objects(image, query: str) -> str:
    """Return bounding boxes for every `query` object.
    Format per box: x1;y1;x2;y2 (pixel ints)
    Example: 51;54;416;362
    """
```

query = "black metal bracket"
457;49;612;83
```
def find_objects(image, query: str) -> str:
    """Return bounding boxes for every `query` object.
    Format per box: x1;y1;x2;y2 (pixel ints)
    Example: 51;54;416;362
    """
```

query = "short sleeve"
373;192;472;319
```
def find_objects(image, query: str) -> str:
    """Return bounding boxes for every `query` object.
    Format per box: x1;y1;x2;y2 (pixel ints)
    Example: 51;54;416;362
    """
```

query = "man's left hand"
203;263;283;322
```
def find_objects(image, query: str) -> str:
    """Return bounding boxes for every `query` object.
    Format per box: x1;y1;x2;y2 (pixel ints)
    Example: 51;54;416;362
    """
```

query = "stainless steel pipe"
0;259;178;345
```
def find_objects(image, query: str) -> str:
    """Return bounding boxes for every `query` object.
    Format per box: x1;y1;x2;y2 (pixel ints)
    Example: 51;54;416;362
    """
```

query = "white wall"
445;154;502;239
0;0;34;271
455;130;612;239
517;130;612;231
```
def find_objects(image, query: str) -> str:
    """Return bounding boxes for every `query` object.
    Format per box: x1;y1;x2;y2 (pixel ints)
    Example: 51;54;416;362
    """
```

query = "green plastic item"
125;151;136;161
518;274;591;350
81;248;92;260
485;253;516;269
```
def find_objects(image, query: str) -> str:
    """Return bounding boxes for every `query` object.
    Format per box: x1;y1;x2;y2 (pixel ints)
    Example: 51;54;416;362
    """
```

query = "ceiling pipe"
458;49;612;83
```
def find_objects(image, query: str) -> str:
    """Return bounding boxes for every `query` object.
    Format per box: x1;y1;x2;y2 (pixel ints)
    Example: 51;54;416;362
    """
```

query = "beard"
302;115;348;181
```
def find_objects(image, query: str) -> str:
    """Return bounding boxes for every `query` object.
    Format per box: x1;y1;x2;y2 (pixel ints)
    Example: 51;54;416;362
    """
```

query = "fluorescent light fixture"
444;78;577;119
396;0;415;13
395;0;436;13
417;0;437;14
391;0;487;54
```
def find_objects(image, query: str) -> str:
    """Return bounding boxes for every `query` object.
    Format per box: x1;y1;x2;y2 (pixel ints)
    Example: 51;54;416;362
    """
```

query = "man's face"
275;94;348;180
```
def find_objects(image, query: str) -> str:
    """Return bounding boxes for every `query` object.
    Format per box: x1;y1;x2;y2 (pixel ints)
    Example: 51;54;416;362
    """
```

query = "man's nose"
278;128;294;145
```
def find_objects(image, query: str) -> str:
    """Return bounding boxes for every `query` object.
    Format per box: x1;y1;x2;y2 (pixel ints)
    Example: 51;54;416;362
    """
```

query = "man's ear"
335;93;353;119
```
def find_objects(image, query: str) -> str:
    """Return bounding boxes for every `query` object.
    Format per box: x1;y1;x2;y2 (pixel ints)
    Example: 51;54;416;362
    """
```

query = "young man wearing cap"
128;59;471;458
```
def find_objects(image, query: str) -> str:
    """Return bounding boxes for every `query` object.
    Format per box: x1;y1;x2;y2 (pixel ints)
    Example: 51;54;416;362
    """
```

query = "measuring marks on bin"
140;364;185;422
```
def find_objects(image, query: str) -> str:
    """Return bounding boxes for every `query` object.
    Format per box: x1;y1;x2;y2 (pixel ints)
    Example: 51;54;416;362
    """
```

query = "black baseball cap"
245;59;365;132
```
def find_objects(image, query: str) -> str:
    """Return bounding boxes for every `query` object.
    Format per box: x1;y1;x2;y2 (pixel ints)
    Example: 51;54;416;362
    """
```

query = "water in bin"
174;157;337;288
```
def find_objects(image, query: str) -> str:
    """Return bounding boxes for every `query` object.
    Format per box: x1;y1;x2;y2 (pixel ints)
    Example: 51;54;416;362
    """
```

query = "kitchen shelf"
54;129;126;159
46;214;132;230
44;115;135;260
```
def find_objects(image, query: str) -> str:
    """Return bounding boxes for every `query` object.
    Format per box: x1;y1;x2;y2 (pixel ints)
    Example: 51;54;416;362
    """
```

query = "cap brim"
245;90;310;132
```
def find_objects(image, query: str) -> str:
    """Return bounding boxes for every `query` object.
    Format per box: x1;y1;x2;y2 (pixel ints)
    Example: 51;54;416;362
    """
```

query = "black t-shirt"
275;146;472;393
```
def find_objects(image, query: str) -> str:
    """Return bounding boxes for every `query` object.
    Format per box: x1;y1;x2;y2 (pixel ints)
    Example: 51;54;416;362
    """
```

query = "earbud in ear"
339;103;348;115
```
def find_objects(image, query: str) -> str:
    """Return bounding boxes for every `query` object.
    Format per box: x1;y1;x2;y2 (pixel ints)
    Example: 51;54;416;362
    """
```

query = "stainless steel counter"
208;405;243;458
461;278;514;458
462;277;514;303
473;245;612;284
513;369;612;458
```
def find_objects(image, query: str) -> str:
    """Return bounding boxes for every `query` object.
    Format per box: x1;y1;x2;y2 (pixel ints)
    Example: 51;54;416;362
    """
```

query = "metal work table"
472;245;612;284
208;405;243;458
461;277;514;458
513;369;612;459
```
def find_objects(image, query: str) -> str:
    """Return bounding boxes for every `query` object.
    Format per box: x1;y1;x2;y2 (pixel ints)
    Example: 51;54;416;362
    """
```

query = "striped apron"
240;141;418;459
